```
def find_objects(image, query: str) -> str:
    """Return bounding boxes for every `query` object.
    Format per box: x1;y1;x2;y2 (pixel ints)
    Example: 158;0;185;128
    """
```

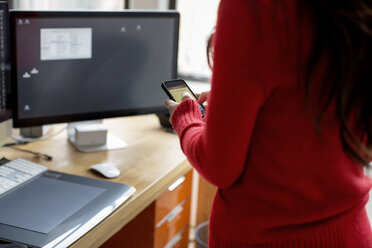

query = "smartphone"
162;79;205;116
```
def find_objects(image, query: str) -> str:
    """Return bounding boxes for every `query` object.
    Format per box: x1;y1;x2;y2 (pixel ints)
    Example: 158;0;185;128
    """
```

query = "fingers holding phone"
164;98;178;123
197;91;209;106
162;79;206;117
181;92;193;101
165;92;197;124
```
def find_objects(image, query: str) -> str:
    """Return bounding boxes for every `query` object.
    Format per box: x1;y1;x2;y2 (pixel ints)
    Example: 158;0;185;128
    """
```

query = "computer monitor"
10;10;179;150
10;11;178;126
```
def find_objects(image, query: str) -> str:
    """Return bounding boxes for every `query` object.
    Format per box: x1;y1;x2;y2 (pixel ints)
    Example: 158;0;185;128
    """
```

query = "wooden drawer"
101;170;193;248
155;170;192;224
154;199;191;248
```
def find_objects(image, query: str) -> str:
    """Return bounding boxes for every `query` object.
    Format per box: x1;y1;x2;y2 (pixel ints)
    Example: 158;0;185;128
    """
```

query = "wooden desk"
0;114;192;247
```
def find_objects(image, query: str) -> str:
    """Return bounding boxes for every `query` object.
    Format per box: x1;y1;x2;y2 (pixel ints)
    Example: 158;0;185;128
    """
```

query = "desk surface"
0;114;191;248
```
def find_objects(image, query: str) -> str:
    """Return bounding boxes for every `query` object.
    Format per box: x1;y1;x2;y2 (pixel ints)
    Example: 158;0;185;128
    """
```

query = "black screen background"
14;15;176;122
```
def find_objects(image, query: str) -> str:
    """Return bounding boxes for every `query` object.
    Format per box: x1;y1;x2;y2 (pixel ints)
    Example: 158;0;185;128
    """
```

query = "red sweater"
171;0;372;247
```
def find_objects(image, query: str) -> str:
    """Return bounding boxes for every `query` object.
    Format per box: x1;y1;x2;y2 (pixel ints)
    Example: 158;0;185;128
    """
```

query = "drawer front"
155;199;191;248
155;170;192;224
164;226;189;248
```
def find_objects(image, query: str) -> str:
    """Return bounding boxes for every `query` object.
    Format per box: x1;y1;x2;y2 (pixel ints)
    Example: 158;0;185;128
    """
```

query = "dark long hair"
207;1;372;167
305;1;372;167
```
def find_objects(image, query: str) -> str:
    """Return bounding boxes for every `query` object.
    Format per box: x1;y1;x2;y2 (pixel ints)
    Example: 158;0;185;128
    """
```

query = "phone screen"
163;79;205;116
167;85;196;103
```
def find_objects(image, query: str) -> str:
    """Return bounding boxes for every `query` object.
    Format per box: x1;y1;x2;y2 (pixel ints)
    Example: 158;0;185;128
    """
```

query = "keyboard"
0;158;48;196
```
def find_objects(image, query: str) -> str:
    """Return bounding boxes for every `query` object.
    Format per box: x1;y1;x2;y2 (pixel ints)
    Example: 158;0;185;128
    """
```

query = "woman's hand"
196;91;209;106
165;92;193;124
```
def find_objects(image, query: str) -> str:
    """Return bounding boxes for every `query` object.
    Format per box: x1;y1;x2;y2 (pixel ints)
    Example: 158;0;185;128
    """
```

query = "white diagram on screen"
40;28;92;61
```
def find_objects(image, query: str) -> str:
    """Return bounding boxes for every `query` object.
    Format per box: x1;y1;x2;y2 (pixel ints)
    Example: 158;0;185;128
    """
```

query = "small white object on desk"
90;163;120;178
68;122;128;153
75;123;107;146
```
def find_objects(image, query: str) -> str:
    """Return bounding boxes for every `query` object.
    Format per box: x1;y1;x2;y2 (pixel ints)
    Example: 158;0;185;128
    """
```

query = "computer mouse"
90;163;120;178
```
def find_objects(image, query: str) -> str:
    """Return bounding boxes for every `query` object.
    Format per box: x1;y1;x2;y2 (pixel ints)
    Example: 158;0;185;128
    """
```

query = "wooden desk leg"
196;176;217;226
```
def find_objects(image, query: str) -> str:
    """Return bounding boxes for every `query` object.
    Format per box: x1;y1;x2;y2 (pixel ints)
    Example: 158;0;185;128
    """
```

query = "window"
177;0;219;79
11;0;124;10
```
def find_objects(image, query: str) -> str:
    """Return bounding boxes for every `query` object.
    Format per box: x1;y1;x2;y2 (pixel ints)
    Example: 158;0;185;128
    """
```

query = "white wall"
131;0;169;10
177;0;219;78
12;0;124;10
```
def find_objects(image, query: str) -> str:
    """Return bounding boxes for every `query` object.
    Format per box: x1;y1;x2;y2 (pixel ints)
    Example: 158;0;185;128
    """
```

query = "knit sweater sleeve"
172;0;278;188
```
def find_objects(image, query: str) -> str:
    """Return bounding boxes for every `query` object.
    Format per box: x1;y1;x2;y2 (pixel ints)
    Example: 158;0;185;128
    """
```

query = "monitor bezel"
10;10;179;127
0;110;11;122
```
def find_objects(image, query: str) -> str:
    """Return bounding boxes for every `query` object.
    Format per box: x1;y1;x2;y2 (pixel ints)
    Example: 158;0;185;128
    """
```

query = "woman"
165;0;372;246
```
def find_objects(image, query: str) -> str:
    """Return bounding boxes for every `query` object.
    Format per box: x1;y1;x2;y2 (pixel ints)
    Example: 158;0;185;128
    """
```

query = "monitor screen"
10;11;179;127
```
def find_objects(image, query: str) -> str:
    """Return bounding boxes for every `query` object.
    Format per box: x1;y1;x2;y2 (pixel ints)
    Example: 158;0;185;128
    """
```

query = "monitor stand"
67;120;128;153
20;125;51;139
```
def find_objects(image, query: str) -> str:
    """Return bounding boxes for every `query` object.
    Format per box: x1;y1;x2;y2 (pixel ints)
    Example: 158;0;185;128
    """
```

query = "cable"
4;145;52;161
3;141;28;146
2;125;64;161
